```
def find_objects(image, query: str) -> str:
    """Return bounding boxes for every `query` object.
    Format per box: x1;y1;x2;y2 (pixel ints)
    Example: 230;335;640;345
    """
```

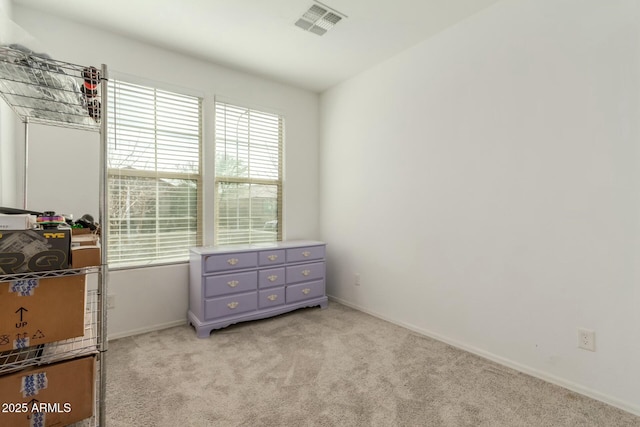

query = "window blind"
214;102;283;245
107;80;202;267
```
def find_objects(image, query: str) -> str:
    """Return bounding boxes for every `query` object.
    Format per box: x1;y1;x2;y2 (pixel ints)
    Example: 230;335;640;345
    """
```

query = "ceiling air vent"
295;2;346;36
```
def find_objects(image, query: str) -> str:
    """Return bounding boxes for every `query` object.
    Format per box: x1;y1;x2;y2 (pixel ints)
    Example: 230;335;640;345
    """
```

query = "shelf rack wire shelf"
0;46;101;131
0;44;108;426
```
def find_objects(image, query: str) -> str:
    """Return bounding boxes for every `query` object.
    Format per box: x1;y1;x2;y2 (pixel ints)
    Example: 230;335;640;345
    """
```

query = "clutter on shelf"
0;44;102;128
0;42;107;426
0;210;100;274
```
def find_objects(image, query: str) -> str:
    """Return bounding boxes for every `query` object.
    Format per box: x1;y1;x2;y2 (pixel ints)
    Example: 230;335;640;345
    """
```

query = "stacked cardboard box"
0;275;86;352
0;356;95;426
0;226;95;425
71;229;101;269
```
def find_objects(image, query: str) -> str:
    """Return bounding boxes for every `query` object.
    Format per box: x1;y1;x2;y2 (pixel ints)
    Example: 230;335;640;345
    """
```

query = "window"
214;102;283;245
107;80;202;267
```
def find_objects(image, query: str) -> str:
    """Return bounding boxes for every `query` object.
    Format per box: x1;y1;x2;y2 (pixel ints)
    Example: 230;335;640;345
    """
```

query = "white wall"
12;5;320;339
0;0;18;208
320;0;640;416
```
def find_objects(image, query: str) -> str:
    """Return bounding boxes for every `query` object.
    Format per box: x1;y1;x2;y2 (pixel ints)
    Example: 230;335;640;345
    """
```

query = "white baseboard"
107;319;187;341
327;295;640;417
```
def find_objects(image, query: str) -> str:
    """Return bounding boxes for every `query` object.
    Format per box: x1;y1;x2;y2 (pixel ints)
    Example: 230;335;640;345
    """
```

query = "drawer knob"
268;254;278;261
302;251;311;257
302;269;311;276
267;294;278;301
227;280;239;288
302;288;311;295
227;302;239;309
227;258;239;265
268;275;278;282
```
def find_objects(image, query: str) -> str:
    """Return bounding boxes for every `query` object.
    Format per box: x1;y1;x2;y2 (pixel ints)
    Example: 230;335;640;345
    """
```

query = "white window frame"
107;78;203;268
214;100;284;245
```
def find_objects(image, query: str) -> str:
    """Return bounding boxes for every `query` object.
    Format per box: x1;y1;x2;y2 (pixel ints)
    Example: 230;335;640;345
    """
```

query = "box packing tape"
13;337;29;349
9;278;39;349
21;372;48;426
21;372;47;397
31;411;45;427
9;279;39;296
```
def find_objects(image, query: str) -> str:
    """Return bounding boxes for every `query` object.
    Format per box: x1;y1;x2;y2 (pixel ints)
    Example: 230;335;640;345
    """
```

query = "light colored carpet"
106;302;640;426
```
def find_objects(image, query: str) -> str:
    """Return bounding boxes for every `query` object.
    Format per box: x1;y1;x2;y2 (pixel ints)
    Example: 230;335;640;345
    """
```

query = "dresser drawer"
204;252;257;272
205;271;257;297
286;280;325;304
258;267;285;288
205;292;257;320
286;245;325;263
189;241;328;337
286;262;325;284
259;287;285;308
258;250;285;266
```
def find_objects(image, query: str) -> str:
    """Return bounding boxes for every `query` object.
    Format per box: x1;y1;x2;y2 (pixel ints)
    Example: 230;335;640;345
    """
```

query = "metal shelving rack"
0;45;108;426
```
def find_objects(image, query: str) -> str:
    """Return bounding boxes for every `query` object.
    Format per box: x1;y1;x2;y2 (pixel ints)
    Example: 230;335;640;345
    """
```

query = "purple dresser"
188;240;328;337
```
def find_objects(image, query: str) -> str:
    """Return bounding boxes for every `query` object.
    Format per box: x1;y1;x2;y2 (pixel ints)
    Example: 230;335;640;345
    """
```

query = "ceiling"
13;0;502;92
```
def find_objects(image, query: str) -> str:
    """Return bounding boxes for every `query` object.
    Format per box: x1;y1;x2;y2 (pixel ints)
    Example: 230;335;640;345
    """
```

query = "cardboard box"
71;234;99;247
70;228;91;236
0;355;95;427
71;246;101;269
0;275;86;351
0;214;35;231
0;229;71;274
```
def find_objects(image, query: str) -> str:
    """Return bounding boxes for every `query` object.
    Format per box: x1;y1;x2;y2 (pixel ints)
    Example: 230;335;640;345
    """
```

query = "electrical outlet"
107;295;116;310
578;328;595;351
355;273;361;286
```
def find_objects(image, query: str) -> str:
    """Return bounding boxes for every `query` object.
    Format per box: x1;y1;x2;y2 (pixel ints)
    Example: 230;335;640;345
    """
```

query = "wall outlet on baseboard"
578;328;595;351
107;294;116;310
